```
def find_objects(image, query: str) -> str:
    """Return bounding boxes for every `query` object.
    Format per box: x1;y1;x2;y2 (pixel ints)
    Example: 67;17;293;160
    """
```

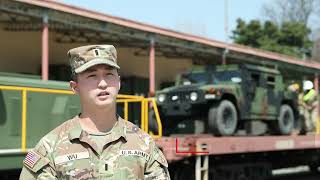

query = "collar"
111;115;127;142
68;115;127;142
68;116;83;141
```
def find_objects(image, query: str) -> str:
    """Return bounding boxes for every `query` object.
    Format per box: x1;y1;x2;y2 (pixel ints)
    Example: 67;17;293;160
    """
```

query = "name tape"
120;150;150;161
55;151;89;165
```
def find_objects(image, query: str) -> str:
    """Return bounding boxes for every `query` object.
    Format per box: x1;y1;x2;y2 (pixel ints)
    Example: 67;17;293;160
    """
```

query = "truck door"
266;75;277;116
247;73;268;117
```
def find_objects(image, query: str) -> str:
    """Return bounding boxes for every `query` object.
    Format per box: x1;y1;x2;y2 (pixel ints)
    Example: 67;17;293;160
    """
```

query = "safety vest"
303;89;316;102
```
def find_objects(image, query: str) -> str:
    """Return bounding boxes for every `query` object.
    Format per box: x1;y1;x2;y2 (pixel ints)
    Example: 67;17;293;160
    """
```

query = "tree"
312;38;320;61
261;0;320;60
262;0;319;26
231;19;313;58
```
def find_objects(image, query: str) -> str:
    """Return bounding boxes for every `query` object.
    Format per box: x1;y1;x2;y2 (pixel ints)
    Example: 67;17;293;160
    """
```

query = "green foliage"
231;18;313;58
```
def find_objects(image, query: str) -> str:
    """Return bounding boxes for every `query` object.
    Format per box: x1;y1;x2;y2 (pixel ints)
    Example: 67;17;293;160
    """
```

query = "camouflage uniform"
19;115;170;180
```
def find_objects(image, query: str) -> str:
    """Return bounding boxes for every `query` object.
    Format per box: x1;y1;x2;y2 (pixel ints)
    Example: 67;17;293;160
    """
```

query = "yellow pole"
152;99;162;137
141;100;145;131
0;85;73;95
117;94;144;99
124;101;128;121
145;100;149;134
21;89;27;152
116;99;144;103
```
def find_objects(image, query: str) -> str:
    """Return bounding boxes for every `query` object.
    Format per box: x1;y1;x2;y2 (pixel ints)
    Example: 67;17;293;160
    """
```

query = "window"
267;76;275;89
178;72;209;85
251;74;260;87
213;71;242;83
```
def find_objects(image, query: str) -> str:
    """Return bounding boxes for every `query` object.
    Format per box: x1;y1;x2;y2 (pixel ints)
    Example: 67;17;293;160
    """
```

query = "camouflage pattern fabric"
68;44;120;73
19;115;170;180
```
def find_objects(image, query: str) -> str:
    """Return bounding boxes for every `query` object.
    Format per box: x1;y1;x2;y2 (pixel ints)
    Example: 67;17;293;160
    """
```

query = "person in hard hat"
288;83;300;93
301;80;318;132
287;82;302;135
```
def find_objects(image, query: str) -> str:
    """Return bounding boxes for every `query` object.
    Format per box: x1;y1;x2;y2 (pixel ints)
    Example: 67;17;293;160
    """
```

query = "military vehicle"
151;64;300;136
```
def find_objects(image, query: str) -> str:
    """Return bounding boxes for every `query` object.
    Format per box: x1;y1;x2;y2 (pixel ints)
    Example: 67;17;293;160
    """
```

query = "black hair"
70;70;78;82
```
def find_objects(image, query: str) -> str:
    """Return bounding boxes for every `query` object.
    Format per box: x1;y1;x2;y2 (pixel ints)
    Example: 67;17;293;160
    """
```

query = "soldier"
301;80;318;132
19;45;170;180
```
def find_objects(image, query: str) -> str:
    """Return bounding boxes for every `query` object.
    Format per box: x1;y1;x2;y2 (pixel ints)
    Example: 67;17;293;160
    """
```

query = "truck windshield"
177;71;241;85
213;71;242;83
179;72;209;85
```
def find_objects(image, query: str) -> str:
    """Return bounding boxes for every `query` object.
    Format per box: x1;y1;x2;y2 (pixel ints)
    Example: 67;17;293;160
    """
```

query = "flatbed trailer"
156;135;320;180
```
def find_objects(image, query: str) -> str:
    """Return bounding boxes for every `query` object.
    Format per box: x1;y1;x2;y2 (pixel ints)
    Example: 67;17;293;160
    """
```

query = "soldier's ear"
70;81;79;95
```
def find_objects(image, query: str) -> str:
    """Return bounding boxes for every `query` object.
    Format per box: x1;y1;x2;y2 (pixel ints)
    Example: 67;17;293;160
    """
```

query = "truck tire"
208;100;238;136
273;104;294;135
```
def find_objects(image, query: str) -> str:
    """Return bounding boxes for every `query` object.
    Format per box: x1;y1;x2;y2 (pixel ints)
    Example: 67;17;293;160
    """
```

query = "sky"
60;0;270;42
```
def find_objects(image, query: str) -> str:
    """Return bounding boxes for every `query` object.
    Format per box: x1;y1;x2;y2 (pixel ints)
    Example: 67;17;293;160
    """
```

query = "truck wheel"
208;100;238;136
273;104;294;135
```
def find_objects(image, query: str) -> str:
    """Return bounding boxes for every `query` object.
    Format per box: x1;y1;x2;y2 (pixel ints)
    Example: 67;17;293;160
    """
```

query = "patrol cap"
68;44;120;74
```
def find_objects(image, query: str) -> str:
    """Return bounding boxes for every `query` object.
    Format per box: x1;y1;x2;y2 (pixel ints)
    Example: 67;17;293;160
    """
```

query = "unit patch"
24;151;41;168
55;151;89;165
120;150;150;161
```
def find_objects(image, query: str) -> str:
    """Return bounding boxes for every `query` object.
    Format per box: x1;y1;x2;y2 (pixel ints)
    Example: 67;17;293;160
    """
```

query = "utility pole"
224;0;229;43
222;0;229;65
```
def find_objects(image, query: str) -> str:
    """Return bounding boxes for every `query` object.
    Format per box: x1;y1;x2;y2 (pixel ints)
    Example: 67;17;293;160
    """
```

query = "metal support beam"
222;48;229;65
149;37;155;97
2;0;320;74
41;14;49;80
0;2;224;58
196;155;209;180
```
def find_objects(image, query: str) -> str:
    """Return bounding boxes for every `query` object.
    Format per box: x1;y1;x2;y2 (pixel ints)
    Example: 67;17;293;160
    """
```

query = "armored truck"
152;64;300;136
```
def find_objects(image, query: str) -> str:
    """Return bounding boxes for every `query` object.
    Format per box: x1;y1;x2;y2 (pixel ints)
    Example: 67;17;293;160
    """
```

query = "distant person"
288;83;300;93
19;45;170;179
301;80;318;132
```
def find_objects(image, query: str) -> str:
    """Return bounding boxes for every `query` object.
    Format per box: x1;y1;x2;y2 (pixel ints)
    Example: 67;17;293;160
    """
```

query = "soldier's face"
70;64;120;109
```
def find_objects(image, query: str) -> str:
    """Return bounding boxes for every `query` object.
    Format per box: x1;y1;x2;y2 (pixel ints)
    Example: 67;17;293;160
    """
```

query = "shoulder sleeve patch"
153;147;168;168
23;151;50;173
24;151;40;168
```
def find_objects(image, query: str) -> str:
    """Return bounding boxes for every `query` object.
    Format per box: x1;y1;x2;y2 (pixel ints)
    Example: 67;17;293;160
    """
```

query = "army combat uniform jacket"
19;116;170;180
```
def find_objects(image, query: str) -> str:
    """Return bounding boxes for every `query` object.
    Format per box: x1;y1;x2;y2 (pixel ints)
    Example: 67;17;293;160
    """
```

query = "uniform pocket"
114;155;145;180
55;158;94;180
114;169;141;180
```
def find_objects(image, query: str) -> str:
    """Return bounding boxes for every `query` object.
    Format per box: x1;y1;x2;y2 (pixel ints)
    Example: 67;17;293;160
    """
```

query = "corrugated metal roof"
11;0;320;71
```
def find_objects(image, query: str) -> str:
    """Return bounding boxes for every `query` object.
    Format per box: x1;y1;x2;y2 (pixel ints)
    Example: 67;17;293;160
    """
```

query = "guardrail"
0;85;162;152
116;95;163;138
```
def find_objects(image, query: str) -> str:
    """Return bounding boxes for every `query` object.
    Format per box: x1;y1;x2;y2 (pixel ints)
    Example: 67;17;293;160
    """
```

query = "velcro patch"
55;152;89;165
24;151;41;168
120;150;150;161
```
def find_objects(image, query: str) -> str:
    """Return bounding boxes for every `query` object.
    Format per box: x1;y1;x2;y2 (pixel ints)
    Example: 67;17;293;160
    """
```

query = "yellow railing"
116;97;163;138
0;85;163;152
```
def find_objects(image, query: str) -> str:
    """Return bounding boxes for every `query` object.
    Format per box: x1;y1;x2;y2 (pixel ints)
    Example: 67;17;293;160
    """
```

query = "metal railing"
0;85;162;153
116;95;163;138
